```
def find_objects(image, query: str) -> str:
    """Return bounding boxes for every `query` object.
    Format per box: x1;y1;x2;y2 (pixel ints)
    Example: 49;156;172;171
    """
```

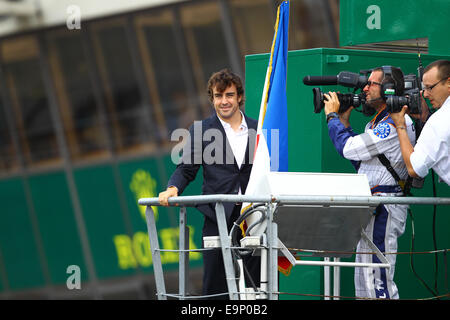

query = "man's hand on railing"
158;186;179;206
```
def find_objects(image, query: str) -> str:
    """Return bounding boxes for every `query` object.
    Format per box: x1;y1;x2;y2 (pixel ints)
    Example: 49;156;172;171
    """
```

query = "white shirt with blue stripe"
328;108;416;192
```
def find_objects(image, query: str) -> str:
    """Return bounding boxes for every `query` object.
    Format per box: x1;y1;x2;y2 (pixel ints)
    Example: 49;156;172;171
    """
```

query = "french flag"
241;1;291;275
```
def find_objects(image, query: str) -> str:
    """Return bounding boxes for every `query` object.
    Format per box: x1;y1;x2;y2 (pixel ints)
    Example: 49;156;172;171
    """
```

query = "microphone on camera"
303;71;368;89
303;75;338;86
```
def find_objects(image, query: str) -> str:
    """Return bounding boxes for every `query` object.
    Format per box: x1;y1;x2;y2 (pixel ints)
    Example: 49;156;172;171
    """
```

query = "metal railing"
139;194;450;300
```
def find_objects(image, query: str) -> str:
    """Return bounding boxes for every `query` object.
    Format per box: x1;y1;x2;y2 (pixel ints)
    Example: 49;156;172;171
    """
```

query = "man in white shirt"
391;59;450;186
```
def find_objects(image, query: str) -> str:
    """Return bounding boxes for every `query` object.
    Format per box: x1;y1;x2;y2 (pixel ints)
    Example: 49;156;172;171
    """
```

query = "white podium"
265;172;373;257
242;172;387;300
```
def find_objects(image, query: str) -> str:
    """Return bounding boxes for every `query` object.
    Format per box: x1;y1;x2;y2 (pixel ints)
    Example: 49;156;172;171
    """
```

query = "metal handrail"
140;194;450;300
139;194;450;207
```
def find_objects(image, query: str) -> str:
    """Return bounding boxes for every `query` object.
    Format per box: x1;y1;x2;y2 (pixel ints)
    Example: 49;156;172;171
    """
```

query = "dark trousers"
202;205;261;299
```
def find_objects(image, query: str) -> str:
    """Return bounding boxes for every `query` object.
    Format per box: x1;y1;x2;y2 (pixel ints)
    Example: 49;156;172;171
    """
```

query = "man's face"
422;66;449;109
212;84;242;120
363;70;384;109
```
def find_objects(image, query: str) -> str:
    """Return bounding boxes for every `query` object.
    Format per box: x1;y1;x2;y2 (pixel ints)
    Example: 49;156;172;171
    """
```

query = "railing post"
145;205;167;300
179;207;189;299
215;202;239;300
324;257;330;300
266;203;278;300
333;258;341;300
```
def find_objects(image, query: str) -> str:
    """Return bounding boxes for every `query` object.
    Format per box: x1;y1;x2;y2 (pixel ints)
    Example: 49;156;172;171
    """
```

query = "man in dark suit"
159;69;260;299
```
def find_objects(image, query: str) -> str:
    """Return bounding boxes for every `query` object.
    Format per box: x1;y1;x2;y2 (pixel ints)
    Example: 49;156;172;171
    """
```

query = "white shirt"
410;95;450;185
217;111;248;169
218;111;248;195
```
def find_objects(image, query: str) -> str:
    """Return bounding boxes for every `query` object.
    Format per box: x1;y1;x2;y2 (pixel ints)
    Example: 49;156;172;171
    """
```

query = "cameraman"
391;59;450;186
323;66;415;299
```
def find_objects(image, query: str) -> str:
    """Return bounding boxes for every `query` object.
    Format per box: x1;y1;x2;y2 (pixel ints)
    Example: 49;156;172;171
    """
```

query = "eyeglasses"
423;78;445;92
366;80;382;87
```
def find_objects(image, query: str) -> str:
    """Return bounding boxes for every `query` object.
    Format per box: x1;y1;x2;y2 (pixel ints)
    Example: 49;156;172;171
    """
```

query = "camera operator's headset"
379;65;402;100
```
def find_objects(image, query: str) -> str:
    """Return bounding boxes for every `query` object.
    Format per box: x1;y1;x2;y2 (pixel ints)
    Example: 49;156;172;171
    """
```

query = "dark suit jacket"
168;113;257;234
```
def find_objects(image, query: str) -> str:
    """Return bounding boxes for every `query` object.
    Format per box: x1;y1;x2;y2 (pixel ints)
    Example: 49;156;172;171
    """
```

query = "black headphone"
379;65;402;100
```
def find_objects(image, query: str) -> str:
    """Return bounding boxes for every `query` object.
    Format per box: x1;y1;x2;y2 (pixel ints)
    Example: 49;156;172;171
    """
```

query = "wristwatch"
326;112;339;123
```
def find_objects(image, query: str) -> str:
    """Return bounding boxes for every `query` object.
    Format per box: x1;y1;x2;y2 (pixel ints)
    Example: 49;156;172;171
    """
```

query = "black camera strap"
377;154;412;196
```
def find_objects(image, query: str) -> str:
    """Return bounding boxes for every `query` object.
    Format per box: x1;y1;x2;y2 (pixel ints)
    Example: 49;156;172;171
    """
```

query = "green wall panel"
28;172;87;285
73;165;136;279
0;178;45;290
340;0;450;55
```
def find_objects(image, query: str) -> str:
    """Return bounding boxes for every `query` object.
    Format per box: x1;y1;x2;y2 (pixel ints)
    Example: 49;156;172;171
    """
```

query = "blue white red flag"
241;1;292;275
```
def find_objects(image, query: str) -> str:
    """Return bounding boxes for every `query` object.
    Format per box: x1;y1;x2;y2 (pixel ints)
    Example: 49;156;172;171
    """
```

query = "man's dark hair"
207;69;245;107
424;59;450;80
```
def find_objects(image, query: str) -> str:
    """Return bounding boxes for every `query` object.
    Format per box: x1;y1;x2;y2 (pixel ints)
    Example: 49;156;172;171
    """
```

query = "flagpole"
240;0;292;281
